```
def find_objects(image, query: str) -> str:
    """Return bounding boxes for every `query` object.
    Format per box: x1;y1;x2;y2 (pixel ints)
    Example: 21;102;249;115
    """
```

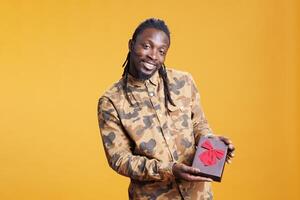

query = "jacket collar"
126;70;159;87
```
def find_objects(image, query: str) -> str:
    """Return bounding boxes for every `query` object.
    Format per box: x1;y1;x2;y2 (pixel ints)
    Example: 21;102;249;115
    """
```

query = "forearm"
98;97;174;182
104;148;174;181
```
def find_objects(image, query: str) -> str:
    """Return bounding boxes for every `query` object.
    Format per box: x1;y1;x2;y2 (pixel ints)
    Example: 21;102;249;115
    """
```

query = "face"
129;28;170;80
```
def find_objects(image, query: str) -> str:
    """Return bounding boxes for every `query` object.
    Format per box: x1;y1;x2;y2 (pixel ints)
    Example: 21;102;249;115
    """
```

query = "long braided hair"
122;18;175;110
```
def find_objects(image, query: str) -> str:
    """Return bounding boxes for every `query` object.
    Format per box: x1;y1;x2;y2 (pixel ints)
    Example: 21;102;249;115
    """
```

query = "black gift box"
192;136;228;182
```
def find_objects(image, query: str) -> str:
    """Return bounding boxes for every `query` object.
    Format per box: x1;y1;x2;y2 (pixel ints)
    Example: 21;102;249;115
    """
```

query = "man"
98;18;235;200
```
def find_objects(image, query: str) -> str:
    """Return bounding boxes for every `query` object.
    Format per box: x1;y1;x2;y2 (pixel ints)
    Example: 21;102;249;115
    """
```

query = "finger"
226;154;234;161
205;133;214;138
226;154;232;161
219;136;232;145
224;139;232;145
182;165;201;174
183;173;213;182
227;151;234;158
226;154;233;163
228;144;235;151
227;156;233;162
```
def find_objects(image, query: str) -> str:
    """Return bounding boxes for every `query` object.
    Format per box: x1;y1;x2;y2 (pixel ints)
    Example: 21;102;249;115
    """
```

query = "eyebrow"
144;39;169;48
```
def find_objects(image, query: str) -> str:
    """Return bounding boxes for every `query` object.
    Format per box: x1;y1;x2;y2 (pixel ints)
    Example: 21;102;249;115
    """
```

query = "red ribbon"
199;140;225;166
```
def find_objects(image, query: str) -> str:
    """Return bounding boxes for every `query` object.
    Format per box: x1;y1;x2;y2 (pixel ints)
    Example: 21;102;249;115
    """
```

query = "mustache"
130;51;160;66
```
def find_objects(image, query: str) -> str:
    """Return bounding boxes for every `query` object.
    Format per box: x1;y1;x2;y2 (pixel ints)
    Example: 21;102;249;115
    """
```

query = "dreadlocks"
122;18;175;110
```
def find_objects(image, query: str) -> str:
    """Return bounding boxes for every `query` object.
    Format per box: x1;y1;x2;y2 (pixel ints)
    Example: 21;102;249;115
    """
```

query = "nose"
147;49;158;61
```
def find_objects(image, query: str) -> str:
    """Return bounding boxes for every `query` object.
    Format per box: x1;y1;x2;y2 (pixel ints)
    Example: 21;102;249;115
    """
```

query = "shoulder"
166;67;194;86
98;78;125;105
166;68;189;76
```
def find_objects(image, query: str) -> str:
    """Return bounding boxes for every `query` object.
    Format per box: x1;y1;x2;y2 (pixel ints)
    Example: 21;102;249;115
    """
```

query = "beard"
129;61;161;81
135;67;159;80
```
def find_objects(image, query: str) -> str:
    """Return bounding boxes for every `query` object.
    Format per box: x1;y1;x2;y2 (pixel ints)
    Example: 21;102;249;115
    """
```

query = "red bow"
199;140;225;166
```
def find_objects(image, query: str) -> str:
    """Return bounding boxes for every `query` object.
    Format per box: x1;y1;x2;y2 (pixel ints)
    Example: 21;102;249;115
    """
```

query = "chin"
137;69;157;80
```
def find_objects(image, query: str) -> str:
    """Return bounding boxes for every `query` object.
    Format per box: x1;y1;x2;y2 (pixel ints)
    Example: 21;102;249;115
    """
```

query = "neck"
128;64;139;79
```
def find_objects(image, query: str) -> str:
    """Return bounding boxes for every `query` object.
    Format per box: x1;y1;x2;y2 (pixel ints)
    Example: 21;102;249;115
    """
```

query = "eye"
159;49;166;55
143;43;150;49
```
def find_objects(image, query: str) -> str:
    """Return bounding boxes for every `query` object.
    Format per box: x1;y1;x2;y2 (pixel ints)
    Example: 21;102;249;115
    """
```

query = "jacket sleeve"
97;97;174;182
188;73;214;144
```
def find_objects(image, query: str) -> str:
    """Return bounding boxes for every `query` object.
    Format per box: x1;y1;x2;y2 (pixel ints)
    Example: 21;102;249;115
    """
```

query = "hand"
217;136;235;164
172;163;213;182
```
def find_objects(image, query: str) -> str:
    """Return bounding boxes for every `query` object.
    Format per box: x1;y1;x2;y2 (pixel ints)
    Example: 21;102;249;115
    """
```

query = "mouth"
142;61;157;71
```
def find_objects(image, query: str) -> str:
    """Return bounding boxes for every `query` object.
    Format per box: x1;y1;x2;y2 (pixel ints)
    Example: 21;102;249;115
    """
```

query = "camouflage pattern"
98;68;213;200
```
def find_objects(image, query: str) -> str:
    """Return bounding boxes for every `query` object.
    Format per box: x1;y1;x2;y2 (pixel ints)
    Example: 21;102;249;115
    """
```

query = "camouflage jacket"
98;68;213;200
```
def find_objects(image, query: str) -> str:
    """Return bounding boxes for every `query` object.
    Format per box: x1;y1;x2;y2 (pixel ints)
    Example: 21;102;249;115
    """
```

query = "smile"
143;62;156;70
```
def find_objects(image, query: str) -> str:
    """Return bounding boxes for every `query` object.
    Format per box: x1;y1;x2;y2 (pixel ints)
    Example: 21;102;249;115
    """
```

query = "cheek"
158;56;166;64
133;47;147;57
131;52;144;65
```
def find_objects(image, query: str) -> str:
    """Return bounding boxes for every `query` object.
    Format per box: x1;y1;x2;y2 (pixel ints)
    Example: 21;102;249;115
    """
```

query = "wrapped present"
192;136;228;182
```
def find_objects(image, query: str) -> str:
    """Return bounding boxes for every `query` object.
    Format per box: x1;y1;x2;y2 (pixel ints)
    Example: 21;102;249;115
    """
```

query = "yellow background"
0;0;299;199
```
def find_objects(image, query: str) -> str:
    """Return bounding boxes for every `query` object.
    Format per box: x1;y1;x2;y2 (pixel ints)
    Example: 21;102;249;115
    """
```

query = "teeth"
144;62;156;70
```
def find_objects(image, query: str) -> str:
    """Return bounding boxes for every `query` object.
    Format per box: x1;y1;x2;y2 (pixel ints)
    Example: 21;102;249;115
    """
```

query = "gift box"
192;136;228;182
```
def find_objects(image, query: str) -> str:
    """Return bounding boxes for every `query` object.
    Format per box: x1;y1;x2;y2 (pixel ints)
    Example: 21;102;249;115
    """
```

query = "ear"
128;39;133;52
128;39;134;52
